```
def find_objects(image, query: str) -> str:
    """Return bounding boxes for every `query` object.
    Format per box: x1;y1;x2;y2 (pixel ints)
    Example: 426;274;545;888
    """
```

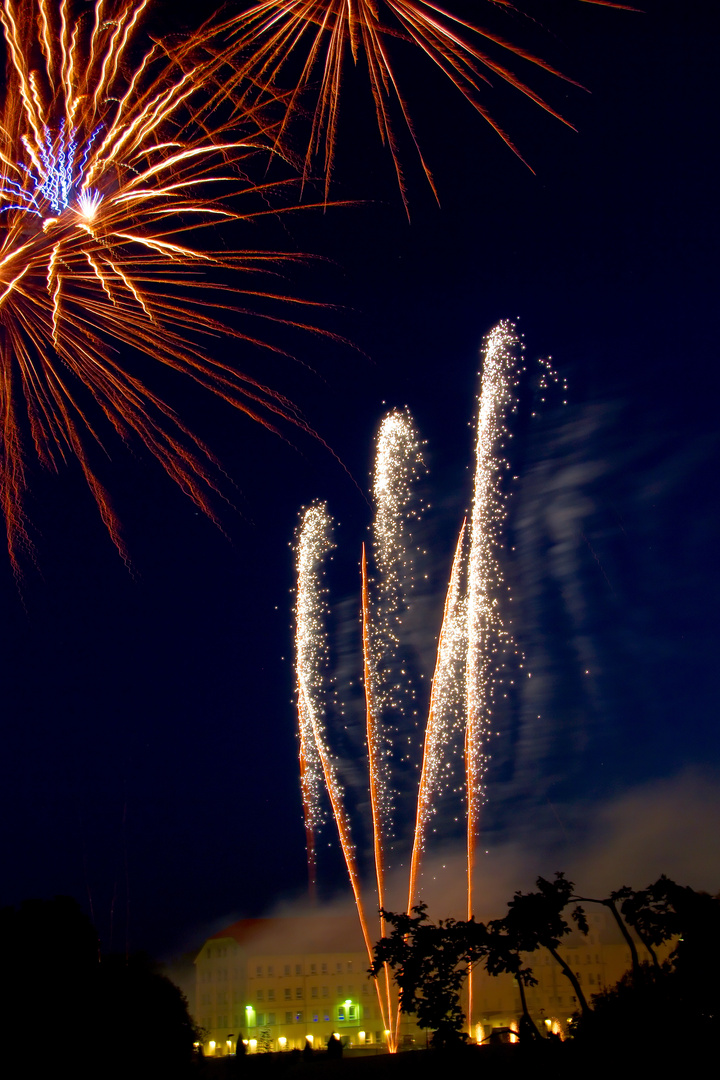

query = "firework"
295;501;335;899
366;408;425;863
464;319;521;1030
294;321;526;1046
295;502;397;1046
0;0;321;572
219;0;634;208
407;518;467;912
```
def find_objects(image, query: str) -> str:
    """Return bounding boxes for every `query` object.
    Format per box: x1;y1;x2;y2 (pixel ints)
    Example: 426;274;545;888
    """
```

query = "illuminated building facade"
195;908;637;1054
195;916;405;1055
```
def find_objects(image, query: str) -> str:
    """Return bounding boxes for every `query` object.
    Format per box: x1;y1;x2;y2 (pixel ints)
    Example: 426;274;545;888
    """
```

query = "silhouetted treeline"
373;873;720;1052
0;895;198;1079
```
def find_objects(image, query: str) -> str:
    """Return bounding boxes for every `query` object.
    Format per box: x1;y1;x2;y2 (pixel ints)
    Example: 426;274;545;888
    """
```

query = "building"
195;914;409;1055
194;906;639;1054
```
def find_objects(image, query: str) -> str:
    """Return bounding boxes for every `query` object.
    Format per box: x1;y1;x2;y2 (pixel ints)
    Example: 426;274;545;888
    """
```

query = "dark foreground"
196;1040;700;1080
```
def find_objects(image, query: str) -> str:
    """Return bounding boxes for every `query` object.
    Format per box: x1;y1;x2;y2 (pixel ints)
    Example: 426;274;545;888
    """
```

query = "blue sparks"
1;122;102;218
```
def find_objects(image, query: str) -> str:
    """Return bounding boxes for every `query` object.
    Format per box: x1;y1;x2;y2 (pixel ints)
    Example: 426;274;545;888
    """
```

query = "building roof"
203;915;367;957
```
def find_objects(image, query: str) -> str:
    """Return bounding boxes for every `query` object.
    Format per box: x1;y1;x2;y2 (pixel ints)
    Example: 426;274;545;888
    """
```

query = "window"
257;990;264;1001
268;989;275;1001
313;1013;319;1023
336;963;342;974
295;1012;303;1023
311;987;318;998
256;965;262;977
268;965;274;976
284;965;291;976
295;988;303;1000
338;1008;345;1022
323;1013;330;1022
295;964;302;976
347;961;353;972
336;986;343;997
361;984;368;996
268;1013;276;1025
322;987;328;998
348;1005;358;1021
285;1012;293;1024
311;963;317;975
284;989;291;1000
321;963;327;974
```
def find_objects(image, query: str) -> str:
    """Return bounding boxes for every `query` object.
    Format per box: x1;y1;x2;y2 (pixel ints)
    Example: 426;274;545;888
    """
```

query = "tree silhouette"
371;905;481;1048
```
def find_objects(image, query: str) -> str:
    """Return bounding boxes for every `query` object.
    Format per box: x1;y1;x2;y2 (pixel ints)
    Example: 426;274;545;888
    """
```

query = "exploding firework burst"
219;0;635;208
0;0;324;572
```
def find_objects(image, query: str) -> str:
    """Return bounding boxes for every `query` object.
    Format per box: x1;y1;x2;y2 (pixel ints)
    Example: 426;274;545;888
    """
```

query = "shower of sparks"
295;502;397;1047
367;407;425;860
295;501;335;899
464;319;521;1030
217;0;634;209
0;0;323;573
294;328;528;1046
407;518;467;912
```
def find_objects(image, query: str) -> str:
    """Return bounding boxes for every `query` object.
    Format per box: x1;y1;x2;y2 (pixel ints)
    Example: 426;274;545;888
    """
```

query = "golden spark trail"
368;407;424;858
295;505;396;1045
407;519;467;912
464;319;520;1032
295;501;335;901
361;543;396;1052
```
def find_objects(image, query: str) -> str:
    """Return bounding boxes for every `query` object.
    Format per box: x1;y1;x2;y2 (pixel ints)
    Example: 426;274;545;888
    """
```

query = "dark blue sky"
2;0;718;959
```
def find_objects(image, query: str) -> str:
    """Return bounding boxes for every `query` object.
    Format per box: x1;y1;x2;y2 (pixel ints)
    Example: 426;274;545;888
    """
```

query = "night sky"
2;0;719;963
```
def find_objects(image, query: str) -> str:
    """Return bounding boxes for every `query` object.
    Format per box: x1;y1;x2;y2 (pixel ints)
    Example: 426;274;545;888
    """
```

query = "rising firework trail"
0;0;326;573
295;503;396;1045
294;321;528;1047
367;407;425;866
464;319;521;1030
407;518;467;912
295;501;335;901
218;0;635;208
